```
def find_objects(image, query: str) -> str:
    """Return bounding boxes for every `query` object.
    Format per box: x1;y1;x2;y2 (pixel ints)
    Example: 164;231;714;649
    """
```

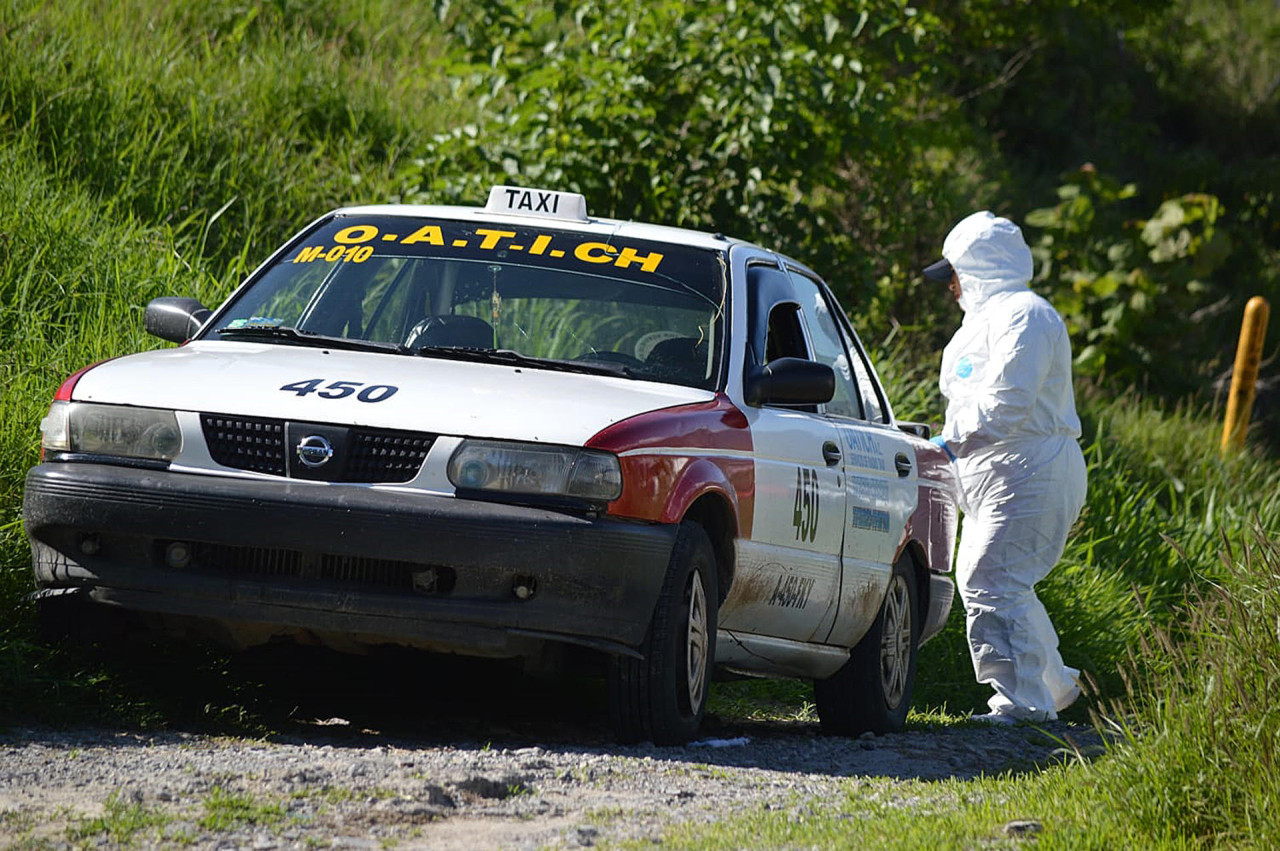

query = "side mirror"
145;297;212;343
744;358;836;407
897;421;932;439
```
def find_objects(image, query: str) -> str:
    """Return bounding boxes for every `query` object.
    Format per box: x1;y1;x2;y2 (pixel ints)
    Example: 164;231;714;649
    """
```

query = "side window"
763;303;819;413
788;273;863;420
747;262;803;368
765;303;808;362
842;324;888;424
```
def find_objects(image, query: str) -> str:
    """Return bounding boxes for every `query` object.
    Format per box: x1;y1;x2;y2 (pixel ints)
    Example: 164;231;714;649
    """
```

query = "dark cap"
923;258;953;282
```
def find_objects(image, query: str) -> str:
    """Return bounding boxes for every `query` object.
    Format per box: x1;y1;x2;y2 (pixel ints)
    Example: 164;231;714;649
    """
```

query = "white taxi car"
24;186;958;744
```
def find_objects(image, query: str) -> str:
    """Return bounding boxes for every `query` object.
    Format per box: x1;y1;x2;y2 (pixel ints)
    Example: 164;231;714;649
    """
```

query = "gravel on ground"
0;715;1101;849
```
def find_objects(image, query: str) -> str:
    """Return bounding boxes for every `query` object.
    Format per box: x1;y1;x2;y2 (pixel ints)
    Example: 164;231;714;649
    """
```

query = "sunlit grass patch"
902;705;971;728
1083;534;1280;849
66;791;171;846
198;786;286;832
1;808;36;828
297;785;399;806
644;764;1196;850
707;678;816;724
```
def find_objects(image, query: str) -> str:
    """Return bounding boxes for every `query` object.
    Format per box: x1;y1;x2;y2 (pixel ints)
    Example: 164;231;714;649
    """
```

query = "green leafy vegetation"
2;0;1279;846
415;0;958;296
1026;169;1234;391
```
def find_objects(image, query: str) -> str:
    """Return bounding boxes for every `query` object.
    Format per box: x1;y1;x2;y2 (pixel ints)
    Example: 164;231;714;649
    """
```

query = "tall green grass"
0;0;456;535
0;0;456;722
2;0;458;263
1093;536;1280;847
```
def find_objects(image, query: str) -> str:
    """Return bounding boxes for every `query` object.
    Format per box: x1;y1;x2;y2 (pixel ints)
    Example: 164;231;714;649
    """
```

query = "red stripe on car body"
587;394;755;536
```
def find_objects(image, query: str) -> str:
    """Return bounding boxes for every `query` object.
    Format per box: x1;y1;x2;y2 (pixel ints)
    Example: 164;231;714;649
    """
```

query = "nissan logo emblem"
296;435;334;468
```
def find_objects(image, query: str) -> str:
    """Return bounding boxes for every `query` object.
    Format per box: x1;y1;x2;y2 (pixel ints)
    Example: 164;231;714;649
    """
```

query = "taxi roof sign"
485;186;589;222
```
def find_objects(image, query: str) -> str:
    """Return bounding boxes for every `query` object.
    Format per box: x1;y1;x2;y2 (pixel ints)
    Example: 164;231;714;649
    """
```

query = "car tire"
814;559;919;736
608;521;718;745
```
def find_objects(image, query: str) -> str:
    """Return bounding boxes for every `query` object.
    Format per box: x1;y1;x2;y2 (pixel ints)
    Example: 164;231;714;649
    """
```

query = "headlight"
41;401;182;462
39;402;71;452
447;440;622;502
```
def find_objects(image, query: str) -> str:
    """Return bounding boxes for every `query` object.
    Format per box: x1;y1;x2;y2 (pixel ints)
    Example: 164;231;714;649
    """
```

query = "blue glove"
930;435;957;462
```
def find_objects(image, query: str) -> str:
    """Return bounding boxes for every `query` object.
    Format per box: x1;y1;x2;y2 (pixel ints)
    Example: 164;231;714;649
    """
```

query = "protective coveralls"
933;211;1088;722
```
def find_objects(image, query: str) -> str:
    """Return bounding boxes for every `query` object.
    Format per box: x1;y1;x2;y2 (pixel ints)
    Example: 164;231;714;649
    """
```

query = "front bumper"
23;463;677;658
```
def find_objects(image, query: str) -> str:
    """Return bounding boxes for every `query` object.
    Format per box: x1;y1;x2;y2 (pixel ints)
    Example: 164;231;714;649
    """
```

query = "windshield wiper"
412;346;633;378
215;325;408;355
215;326;635;376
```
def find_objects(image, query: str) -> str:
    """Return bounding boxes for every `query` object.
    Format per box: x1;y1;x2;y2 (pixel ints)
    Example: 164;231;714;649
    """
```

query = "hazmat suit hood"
941;211;1034;313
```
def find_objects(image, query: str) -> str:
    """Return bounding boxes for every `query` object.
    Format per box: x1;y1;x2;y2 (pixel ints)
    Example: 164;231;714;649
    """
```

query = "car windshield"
205;214;728;390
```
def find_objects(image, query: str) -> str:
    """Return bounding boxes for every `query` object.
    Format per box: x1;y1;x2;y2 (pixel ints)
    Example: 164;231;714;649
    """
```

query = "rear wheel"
814;559;919;736
608;522;717;745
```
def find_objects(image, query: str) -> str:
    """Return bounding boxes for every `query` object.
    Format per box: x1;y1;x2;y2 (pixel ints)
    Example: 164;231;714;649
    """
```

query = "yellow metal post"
1221;296;1271;453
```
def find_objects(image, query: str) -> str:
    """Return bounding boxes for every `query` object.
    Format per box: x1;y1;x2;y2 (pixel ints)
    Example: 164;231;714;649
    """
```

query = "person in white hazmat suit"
924;211;1088;724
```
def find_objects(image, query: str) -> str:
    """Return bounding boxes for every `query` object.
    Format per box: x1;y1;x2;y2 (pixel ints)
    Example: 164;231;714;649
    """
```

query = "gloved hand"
930;435;957;462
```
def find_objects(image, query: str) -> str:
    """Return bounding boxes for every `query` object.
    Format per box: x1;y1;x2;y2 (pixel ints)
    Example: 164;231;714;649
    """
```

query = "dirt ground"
0;647;1103;850
0;716;1099;850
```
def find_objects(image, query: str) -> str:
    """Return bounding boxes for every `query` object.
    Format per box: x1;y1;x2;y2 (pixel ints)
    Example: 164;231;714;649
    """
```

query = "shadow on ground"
4;638;1106;782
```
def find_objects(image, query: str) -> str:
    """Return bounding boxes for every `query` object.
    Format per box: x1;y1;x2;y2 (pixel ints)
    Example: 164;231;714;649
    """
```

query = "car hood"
71;341;715;445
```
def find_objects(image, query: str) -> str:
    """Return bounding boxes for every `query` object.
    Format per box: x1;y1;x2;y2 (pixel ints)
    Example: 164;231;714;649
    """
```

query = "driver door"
721;262;846;642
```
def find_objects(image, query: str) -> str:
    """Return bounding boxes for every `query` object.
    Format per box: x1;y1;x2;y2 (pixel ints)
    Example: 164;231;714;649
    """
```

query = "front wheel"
608;522;718;745
34;590;150;651
814;559;919;736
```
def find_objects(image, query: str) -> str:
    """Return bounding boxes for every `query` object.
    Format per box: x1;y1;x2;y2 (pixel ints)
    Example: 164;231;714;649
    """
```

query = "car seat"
645;336;707;387
405;314;495;349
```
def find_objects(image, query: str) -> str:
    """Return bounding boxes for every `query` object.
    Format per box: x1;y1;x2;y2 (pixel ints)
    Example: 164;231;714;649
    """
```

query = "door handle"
894;452;912;477
822;441;842;466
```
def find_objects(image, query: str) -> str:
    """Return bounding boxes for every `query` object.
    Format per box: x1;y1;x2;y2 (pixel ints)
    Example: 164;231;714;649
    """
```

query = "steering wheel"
577;349;645;368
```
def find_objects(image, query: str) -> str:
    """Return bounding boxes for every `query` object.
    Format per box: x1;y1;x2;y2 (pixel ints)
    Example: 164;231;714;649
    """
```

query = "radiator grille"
349;430;434;483
199;414;433;482
201;415;286;475
178;541;454;593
